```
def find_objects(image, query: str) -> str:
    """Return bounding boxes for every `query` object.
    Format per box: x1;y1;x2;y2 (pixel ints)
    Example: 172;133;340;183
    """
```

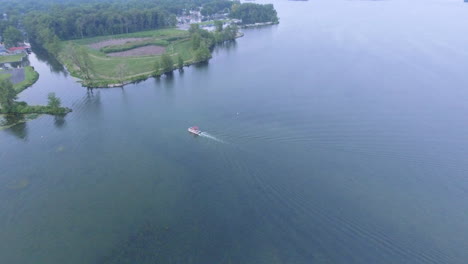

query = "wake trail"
200;132;225;143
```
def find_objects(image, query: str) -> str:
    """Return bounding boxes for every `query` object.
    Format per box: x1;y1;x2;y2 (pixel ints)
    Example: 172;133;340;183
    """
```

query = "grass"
0;101;72;115
0;54;26;63
60;28;197;87
13;66;39;93
0;71;11;81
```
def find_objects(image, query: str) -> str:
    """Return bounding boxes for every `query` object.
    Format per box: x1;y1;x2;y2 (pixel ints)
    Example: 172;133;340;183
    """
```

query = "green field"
0;54;26;63
60;28;196;87
0;71;11;81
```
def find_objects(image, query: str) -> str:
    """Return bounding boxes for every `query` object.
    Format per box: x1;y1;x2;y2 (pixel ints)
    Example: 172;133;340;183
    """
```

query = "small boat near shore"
188;126;202;135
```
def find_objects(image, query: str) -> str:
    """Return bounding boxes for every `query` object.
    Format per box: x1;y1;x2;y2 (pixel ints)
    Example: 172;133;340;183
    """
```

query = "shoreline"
0;65;39;94
0;53;27;64
241;21;279;28
59;30;249;89
92;32;245;88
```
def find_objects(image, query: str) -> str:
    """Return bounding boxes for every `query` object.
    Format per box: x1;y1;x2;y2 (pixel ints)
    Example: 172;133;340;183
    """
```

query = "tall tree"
194;43;211;62
229;3;279;25
188;24;200;34
47;93;61;109
154;60;162;76
214;20;223;32
3;26;23;48
160;53;174;74
191;33;201;50
177;54;184;69
38;28;62;55
67;44;94;80
0;79;17;112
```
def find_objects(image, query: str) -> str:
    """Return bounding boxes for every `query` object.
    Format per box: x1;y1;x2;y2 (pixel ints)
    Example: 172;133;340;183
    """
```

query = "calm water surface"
1;0;468;263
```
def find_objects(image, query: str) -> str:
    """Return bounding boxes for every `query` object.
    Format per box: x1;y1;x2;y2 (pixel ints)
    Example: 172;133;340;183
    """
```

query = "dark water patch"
0;114;40;140
97;222;170;264
32;47;67;75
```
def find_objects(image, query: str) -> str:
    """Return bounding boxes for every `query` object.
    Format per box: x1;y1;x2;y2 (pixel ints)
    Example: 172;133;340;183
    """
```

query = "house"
7;46;27;54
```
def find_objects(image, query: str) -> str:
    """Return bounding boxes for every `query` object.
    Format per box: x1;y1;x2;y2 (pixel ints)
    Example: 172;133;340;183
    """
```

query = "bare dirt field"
106;45;166;57
88;38;152;49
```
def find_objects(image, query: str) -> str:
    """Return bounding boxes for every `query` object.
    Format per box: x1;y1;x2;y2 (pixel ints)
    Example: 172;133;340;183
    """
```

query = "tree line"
0;0;234;53
199;1;279;25
154;21;239;76
0;0;278;55
230;3;279;25
2;26;24;48
24;8;176;41
201;0;236;17
0;79;70;115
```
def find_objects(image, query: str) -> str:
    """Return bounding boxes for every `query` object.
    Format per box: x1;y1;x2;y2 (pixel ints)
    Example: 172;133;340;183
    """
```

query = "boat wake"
199;132;224;143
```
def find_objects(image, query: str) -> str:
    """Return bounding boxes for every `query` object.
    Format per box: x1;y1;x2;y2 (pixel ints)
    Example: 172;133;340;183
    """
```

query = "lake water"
1;0;468;263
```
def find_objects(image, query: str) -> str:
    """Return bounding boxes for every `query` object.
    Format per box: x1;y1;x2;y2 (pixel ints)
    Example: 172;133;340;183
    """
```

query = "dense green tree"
225;24;238;39
154;60;162;76
213;24;238;44
160;53;174;74
214;20;223;32
19;0;197;45
67;44;94;80
0;79;17;112
194;43;211;62
37;28;62;55
79;47;94;80
191;33;202;50
229;3;278;24
47;93;61;109
189;24;200;34
201;1;235;17
1;0;239;43
3;26;23;47
177;54;184;69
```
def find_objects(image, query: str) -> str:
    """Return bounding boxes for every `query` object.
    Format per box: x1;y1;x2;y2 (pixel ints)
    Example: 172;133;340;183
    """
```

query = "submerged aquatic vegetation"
6;179;30;190
0;113;40;131
55;145;66;152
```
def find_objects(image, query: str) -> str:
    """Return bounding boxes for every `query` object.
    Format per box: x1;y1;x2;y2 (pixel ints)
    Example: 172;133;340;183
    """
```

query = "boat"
188;126;202;135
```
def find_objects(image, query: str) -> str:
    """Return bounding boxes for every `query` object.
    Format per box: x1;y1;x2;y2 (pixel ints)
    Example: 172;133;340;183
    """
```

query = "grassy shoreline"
0;66;39;94
0;104;72;115
0;66;66;116
0;54;26;63
58;27;243;88
58;29;196;88
14;66;40;93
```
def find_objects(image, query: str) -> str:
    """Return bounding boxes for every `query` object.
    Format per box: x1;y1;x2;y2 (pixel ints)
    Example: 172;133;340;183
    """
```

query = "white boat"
188;126;202;135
